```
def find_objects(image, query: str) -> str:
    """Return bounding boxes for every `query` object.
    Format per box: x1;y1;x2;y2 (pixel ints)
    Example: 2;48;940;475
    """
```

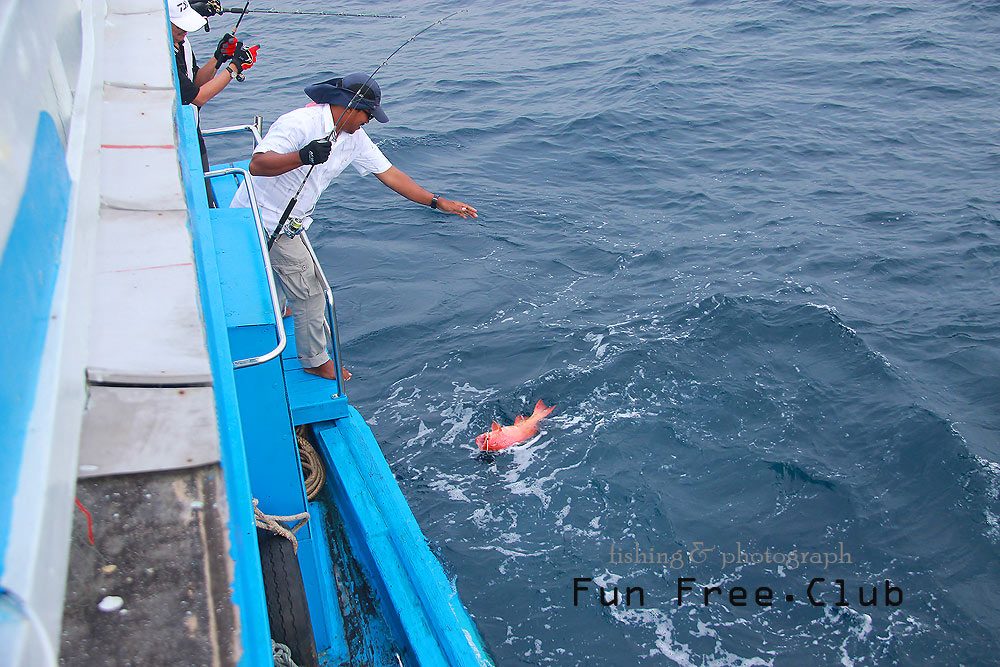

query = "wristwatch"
227;65;238;80
430;194;439;209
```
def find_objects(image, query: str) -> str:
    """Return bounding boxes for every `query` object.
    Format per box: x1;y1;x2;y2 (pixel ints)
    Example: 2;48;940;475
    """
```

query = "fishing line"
222;7;405;19
266;9;468;249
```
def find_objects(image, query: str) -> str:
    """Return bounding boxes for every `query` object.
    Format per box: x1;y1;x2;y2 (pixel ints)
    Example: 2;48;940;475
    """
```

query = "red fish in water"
475;400;555;451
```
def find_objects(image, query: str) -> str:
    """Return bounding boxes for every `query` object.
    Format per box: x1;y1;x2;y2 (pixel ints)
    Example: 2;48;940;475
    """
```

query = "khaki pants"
269;234;330;368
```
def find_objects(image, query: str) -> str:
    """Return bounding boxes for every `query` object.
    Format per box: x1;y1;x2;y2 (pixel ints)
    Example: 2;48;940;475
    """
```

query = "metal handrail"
201;119;264;147
202;121;346;393
300;232;345;398
203;166;287;369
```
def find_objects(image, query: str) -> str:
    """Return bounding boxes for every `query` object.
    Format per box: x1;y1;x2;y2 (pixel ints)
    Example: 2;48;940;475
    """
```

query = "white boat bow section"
1;0;225;663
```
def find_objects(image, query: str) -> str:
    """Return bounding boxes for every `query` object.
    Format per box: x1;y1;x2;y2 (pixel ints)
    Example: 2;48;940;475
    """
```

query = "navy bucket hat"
304;73;388;123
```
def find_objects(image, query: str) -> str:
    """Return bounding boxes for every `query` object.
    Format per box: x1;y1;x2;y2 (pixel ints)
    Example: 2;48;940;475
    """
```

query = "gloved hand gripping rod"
213;1;249;72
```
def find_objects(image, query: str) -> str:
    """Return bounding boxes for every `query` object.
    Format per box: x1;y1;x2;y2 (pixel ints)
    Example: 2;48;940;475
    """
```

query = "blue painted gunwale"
205;169;349;659
315;412;495;666
175;105;274;666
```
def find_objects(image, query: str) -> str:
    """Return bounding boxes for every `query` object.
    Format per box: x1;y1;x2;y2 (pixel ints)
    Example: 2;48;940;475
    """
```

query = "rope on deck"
253;499;309;554
297;426;325;501
252;428;325;554
272;640;299;667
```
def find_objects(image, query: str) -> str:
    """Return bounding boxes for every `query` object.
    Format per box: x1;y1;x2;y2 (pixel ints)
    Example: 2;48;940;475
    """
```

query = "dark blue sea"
194;1;1000;664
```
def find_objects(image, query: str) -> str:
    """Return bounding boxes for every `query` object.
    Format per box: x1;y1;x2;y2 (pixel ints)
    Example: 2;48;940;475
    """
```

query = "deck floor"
61;465;239;665
280;314;350;425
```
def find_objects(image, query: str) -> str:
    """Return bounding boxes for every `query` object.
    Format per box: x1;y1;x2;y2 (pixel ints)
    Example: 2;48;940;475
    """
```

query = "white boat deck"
81;0;219;476
2;0;228;663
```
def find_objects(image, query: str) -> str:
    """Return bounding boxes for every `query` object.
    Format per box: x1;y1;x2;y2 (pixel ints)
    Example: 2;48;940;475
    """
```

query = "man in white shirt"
232;73;477;381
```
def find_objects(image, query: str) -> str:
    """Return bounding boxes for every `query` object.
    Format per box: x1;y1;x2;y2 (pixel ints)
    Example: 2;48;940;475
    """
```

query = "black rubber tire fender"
258;530;320;667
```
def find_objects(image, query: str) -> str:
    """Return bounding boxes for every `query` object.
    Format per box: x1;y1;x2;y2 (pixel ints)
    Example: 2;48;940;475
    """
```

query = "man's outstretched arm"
375;166;478;218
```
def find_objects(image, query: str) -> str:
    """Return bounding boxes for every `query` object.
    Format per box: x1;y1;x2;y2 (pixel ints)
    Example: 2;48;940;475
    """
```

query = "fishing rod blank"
222;7;405;19
265;9;468;250
213;2;248;72
231;2;249;31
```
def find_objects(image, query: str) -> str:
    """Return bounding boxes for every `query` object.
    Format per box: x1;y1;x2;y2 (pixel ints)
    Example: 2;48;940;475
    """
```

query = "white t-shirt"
230;104;392;235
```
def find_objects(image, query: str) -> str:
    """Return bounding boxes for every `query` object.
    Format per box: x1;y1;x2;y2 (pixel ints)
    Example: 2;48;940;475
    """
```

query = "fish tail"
533;399;555;419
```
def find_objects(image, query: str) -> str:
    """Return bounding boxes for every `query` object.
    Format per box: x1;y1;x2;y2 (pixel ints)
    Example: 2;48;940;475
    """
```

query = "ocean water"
194;1;1000;664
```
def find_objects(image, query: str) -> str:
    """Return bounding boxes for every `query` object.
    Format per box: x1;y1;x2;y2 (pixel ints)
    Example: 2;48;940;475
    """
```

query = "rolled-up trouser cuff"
301;349;331;368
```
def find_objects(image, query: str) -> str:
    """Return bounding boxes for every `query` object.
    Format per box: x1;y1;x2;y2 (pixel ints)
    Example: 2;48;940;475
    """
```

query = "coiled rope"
252;428;326;553
296;426;325;501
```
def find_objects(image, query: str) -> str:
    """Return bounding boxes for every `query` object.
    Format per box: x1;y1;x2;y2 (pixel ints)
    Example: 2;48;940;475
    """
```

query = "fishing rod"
221;7;405;19
231;2;249;31
266;9;468;249
213;1;248;72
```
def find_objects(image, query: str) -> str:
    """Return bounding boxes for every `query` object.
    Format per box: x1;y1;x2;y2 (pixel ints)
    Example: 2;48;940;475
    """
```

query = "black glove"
230;44;259;80
299;138;332;165
213;33;239;63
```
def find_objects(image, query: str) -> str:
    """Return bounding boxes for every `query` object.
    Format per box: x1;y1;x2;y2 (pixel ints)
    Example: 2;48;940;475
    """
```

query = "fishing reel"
191;0;223;30
280;217;306;240
191;1;223;17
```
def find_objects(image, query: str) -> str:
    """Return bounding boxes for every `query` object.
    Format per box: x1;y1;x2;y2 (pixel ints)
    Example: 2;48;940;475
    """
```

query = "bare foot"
303;360;352;381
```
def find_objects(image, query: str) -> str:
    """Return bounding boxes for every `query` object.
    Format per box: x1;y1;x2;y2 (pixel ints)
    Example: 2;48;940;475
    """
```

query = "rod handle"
267;198;297;250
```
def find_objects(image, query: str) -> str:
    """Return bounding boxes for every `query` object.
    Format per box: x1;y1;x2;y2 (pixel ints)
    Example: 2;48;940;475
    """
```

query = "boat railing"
202;165;287;369
299;231;346;398
201;118;264;148
201;121;346;396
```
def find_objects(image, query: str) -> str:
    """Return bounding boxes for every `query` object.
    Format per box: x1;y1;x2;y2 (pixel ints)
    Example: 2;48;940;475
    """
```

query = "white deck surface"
79;386;220;477
82;0;219;472
2;0;225;663
87;208;212;384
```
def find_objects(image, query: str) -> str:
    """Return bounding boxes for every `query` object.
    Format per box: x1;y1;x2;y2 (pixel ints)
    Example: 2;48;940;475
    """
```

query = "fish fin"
533;399;556;418
491;421;501;432
514;415;525;425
